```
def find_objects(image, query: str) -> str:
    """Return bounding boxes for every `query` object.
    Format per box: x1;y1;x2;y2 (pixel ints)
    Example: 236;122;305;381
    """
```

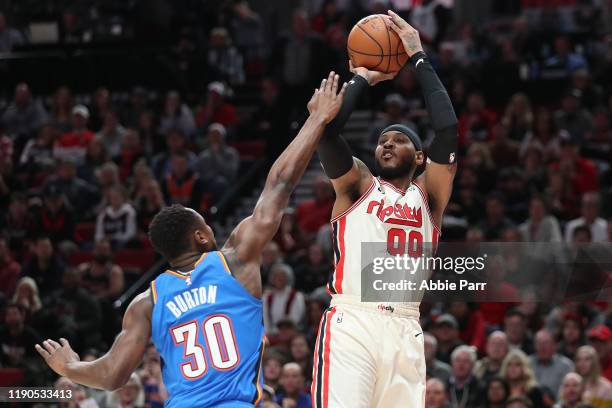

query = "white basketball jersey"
327;176;440;301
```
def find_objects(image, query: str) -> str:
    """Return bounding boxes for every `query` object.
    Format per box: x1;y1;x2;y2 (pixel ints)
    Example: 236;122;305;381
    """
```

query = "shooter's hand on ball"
349;60;396;86
36;338;80;377
387;10;424;57
307;71;348;123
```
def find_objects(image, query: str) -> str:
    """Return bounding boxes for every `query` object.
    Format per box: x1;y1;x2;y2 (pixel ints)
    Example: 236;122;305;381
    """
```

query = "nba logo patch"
449;152;455;163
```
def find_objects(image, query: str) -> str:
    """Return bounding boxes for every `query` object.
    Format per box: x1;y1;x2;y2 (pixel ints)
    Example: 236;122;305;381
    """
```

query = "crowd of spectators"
1;0;612;407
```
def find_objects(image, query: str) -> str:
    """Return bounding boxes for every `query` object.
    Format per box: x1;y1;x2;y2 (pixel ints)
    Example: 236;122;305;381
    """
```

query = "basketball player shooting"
312;11;458;408
35;72;347;407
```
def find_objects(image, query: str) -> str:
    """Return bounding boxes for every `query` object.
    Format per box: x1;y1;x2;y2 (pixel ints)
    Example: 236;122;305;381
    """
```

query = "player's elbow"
103;369;131;391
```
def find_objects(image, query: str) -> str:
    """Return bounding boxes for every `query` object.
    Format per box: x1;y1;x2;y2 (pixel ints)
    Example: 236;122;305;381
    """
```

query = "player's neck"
380;174;413;192
169;251;204;273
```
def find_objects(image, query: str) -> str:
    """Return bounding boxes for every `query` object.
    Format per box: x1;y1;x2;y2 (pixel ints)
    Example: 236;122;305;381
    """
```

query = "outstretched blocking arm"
36;291;152;390
388;10;458;227
223;72;346;296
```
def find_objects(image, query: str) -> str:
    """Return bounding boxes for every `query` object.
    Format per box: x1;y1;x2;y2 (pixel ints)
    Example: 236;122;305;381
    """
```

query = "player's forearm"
317;74;367;179
65;357;124;390
411;51;458;164
268;114;327;192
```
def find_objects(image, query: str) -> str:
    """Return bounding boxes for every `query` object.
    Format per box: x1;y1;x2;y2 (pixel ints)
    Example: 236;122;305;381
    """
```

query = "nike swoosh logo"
416;58;424;67
349;80;355;85
415;332;423;338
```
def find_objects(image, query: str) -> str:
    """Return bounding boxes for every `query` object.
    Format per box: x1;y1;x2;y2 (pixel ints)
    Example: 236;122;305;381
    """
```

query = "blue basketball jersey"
150;251;265;408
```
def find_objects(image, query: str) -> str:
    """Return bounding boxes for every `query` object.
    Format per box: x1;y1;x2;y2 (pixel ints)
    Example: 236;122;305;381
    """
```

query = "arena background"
0;0;611;407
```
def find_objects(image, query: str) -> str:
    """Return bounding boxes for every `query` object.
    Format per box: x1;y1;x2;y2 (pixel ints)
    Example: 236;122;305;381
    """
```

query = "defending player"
312;11;458;408
35;72;347;408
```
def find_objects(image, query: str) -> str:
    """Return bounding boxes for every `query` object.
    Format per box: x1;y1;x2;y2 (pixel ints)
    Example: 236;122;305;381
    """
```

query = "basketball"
347;14;408;74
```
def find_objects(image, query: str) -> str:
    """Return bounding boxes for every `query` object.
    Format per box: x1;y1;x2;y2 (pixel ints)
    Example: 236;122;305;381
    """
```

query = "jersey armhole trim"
217;251;232;275
330;177;376;223
412;182;442;236
150;280;158;304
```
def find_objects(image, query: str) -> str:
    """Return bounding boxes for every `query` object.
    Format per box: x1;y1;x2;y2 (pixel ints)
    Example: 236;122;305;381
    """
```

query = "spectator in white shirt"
564;192;608;243
95;186;137;248
263;263;306;335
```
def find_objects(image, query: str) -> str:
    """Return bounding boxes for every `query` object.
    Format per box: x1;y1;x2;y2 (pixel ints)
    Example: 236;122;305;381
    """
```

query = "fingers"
319;77;327;92
325;71;335;93
59;338;70;348
331;73;340;96
388;19;402;34
349;60;355;73
337;82;348;100
387;10;407;27
35;344;50;359
47;339;61;349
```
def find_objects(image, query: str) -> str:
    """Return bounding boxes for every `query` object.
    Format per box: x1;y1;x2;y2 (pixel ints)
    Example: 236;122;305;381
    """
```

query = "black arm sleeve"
410;51;459;164
317;74;368;179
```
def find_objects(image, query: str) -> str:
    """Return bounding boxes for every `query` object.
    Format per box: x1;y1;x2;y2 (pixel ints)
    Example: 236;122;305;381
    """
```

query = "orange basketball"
347;14;408;74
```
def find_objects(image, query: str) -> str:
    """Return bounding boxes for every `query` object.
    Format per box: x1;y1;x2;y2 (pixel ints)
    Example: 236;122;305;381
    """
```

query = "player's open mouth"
382;152;393;159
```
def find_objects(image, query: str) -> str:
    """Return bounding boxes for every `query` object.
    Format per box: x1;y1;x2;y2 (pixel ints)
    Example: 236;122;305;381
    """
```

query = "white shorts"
311;295;426;408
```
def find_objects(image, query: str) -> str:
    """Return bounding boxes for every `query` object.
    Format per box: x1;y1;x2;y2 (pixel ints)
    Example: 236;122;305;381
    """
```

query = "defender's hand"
349;61;396;86
35;338;80;377
307;71;348;123
387;10;424;57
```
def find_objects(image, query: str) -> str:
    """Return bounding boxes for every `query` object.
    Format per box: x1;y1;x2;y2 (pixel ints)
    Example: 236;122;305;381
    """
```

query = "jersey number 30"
171;314;240;379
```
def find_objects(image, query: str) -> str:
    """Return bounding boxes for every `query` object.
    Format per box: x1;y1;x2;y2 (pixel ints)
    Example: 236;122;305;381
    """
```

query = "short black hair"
505;308;527;321
148;204;198;260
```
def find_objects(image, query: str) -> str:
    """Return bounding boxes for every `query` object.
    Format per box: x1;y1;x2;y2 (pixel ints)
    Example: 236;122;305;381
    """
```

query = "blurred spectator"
94;186;137;247
410;0;452;46
249;78;287;144
0;155;22;213
582;108;612;165
160;151;206;211
500;349;548;407
0;12;25;52
587;325;612;382
544;35;589;78
94;162;121;213
553;90;593;142
553;372;585;408
263;263;306;335
134;178;166;233
152;129;197;179
520;110;563;162
60;9;91;44
369;94;416;147
52;158;99;219
529;329;575;396
21;236;65;294
78;238;125;300
49;86;74;133
448;301;486;352
458;92;497;146
19;123;57;178
0;302;41;370
497;167;530;224
474;331;511;386
425;332;452;383
447;345;482;408
11;276;42;322
207;27;245;85
55;105;95;164
274;362;312;408
116;129;145;181
54;376;99;408
505;396;535;408
138;345;168;408
30;182;75;245
137;111;160;159
295;177;334;235
519;196;563;243
504;309;534;355
1;82;48;141
195;82;238;132
274;209;307;255
89;88;111;132
263;352;285;391
574;345;612;406
231;1;265;61
564;193;608;243
432;313;463;365
197;123;240;187
294;243;331;293
501;93;534;142
425;377;450;408
102;372;145;408
558;313;586;360
42;268;101;352
79;138;109;184
261;241;284;282
570;69;604;110
289;334;312;387
0;235;20;298
482;377;511;408
95;111;127;159
158;91;196;139
122;87;149;128
479;193;515;241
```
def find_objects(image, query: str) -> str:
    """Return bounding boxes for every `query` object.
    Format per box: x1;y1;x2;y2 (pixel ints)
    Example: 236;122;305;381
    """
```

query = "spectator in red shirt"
587;325;612;382
160;151;205;211
54;105;94;164
0;235;20;298
295;177;334;235
448;301;487;352
195;82;238;132
458;92;497;147
550;134;599;195
476;255;519;327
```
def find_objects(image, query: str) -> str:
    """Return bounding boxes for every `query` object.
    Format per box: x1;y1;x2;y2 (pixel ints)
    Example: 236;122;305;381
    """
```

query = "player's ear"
416;151;425;166
194;229;209;246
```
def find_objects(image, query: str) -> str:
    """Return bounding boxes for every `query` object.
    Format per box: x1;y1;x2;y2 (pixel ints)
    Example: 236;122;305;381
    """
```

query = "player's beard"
374;156;414;180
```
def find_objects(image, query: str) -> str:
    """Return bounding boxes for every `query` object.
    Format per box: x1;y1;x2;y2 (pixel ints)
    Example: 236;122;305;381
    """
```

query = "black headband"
381;124;423;151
